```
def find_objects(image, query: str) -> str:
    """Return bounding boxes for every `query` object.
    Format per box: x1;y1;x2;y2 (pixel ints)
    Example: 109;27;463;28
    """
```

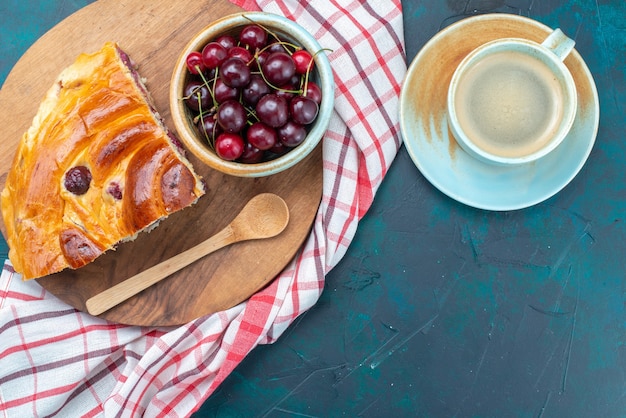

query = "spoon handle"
86;225;235;316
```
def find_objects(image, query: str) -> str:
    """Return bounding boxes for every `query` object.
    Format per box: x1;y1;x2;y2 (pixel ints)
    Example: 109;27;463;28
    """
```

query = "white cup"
447;29;577;165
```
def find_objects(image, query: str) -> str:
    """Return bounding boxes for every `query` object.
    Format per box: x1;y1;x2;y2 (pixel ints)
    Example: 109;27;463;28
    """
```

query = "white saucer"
399;14;599;211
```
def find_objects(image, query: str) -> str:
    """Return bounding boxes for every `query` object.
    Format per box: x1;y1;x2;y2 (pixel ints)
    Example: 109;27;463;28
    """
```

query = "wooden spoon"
86;193;289;316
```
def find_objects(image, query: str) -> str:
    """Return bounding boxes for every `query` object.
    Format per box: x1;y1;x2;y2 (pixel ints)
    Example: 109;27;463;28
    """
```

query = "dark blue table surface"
1;1;625;416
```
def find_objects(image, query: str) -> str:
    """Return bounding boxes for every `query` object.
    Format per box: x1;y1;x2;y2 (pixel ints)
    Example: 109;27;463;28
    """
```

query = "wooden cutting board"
0;0;323;326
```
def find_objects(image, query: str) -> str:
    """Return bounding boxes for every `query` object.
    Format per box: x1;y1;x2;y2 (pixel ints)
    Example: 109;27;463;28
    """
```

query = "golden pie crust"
1;42;205;280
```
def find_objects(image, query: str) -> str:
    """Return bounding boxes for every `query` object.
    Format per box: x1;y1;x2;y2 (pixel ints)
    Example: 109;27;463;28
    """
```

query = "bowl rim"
169;11;334;177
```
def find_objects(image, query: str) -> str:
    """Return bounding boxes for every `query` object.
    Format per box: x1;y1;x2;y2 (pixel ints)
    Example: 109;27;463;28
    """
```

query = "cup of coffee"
447;29;577;165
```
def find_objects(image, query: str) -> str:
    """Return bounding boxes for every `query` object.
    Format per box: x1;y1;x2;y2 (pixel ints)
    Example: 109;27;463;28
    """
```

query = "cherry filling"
64;166;92;195
107;182;123;200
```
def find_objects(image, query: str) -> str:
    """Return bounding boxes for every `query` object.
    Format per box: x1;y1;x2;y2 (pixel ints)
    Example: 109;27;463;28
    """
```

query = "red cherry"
247;122;277;150
197;113;222;142
290;96;319;125
261;52;296;86
219;57;251;88
239;24;268;50
256;94;289;128
303;82;322;104
292;50;313;74
254;50;270;71
202;42;228;69
269;140;289;156
278;121;307;147
217;100;247;133
215;35;237;50
238;142;264;163
185;51;206;74
228;46;253;64
215;133;244;160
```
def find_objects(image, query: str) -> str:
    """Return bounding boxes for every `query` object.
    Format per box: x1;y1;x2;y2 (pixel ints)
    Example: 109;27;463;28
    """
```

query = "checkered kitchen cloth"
0;0;405;416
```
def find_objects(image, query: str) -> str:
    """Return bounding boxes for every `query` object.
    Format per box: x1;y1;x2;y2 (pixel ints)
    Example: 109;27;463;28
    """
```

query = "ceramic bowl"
170;12;334;177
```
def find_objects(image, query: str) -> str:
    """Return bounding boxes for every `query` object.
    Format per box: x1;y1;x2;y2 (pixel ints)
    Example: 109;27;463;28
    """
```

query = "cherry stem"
195;65;219;110
303;48;332;96
255;62;302;94
245;105;259;123
242;15;283;48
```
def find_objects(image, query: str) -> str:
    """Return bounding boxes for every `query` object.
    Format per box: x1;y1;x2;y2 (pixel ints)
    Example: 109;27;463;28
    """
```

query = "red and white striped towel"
0;1;406;416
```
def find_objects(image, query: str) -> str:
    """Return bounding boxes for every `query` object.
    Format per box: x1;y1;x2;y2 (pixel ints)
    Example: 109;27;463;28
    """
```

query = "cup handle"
541;28;575;61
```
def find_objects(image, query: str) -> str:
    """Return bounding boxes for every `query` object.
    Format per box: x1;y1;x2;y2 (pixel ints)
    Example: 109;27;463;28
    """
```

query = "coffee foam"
453;49;565;158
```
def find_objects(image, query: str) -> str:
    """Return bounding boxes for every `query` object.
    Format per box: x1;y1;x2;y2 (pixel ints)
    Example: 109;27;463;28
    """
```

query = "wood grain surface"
0;0;323;326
